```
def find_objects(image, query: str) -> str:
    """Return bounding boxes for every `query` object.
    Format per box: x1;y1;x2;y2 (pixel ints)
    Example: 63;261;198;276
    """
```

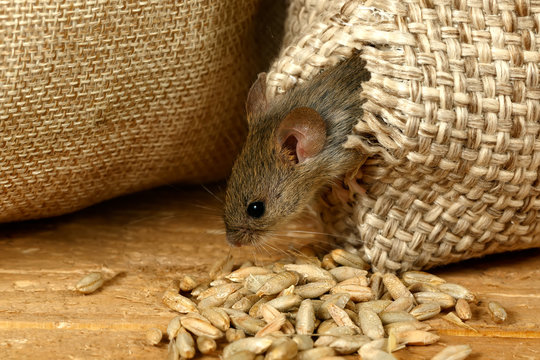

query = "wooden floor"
0;186;539;360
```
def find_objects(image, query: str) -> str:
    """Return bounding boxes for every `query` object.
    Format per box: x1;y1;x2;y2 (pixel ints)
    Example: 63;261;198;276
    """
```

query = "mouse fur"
224;56;370;246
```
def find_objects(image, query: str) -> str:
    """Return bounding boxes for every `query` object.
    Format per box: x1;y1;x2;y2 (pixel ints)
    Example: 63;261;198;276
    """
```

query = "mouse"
224;55;370;247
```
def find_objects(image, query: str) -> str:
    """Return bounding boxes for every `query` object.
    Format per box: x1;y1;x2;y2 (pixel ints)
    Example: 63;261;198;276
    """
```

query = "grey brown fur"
224;56;370;246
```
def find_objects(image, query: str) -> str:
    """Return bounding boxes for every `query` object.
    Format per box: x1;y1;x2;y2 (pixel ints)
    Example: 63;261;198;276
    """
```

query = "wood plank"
0;186;539;359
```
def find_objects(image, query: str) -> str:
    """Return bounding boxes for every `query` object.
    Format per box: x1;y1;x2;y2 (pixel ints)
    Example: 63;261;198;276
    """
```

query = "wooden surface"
0;186;539;360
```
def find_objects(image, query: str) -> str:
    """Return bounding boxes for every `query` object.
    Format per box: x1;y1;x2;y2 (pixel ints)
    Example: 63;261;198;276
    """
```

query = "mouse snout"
226;232;243;247
225;226;260;247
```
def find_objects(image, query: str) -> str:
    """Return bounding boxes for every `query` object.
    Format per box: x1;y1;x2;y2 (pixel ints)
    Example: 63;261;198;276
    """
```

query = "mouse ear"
246;73;268;123
276;107;327;165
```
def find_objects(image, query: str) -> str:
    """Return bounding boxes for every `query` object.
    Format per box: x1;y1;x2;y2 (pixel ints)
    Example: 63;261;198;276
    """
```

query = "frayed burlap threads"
0;0;286;222
268;0;540;272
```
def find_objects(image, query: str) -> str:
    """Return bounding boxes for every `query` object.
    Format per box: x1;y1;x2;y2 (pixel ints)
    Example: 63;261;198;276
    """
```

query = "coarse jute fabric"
0;0;286;223
267;0;540;272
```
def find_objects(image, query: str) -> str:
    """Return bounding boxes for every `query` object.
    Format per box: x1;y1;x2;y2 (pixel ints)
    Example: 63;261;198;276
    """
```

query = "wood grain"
0;186;539;359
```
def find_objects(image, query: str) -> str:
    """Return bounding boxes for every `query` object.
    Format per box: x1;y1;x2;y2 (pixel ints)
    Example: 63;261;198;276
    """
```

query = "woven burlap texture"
0;0;286;223
267;0;540;272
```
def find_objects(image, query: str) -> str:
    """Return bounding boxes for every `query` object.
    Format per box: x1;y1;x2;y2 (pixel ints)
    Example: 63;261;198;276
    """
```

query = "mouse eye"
247;201;265;218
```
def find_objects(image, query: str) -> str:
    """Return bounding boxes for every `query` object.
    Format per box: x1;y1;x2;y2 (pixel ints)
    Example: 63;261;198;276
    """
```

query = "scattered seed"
369;273;385;299
298;346;336;360
167;316;182;339
255;314;286;337
162;286;198;313
329;267;368;282
408;283;440;293
265;337;298;360
455;299;472;321
226;267;272;282
280;284;296;296
200;307;230;332
338;275;369;287
256;271;300;296
488;301;507;323
76;272;105;294
222;337;273;358
330;284;375;302
145;327;163;346
414;291;456;309
227;311;266;335
393;330;440;345
226;328;246;342
401;271;446;286
167;338;180;360
326;303;360;331
330;249;370;270
358;300;392;314
244;274;275;294
409;303;441;321
359;348;397;360
233;294;260;312
266;295;303;312
197;335;217;354
317;293;351;320
384;321;431;334
179;275;198;292
259;304;282;323
321;254;338;270
296;299;316;335
443;312;477;332
191;282;210;297
198;283;243;301
359;309;385;339
158;247;497;359
295;281;336;298
329;335;370;354
249;296;273;317
431;344;472;360
382;274;413;301
384;296;414;313
175;327;196;359
210;278;231;287
438;283;476;303
223;350;257;360
284;264;335;282
316;319;339;334
293;334;314;351
180;316;224;339
379;311;418;325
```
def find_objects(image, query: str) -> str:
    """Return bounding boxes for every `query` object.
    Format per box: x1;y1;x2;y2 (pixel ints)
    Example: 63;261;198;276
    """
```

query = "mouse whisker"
192;204;222;214
280;229;350;239
200;184;224;204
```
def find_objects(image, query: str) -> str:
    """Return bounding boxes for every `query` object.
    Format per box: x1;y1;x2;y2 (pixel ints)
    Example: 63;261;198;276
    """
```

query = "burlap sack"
0;0;287;223
267;0;540;272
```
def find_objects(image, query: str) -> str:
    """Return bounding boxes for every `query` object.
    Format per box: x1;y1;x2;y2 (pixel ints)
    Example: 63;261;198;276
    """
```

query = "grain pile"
155;247;506;359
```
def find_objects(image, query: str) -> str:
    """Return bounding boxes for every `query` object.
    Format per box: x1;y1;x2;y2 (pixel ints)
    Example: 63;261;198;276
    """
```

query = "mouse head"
224;73;328;246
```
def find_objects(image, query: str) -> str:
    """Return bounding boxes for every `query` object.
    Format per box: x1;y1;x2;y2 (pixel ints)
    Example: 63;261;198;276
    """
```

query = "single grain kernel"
431;344;472;360
455;299;472;321
196;335;217;354
488;301;507;323
359;309;385;340
145;327;163;346
76;272;105;294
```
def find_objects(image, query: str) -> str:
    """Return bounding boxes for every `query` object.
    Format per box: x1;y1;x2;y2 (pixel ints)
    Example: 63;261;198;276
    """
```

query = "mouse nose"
225;228;243;247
